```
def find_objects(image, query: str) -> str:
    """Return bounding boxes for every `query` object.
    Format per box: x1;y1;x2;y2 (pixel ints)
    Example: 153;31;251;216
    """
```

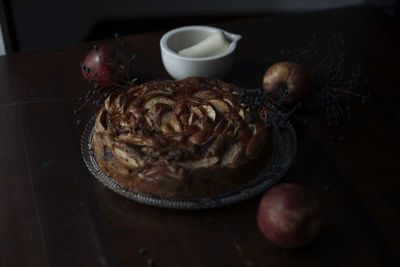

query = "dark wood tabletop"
1;5;400;267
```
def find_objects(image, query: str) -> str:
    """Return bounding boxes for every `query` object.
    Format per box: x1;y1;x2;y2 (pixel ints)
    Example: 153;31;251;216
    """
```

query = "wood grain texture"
0;106;47;267
0;5;399;267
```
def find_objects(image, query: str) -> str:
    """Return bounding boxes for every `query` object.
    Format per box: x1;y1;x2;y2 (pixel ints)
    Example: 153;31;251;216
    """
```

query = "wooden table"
1;5;399;267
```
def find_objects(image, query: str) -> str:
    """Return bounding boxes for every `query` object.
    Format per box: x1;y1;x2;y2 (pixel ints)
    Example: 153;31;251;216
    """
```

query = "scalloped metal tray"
81;114;297;210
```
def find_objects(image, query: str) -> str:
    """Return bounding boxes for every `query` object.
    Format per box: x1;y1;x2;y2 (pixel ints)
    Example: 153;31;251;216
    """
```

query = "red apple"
257;183;323;248
262;61;312;104
81;44;132;88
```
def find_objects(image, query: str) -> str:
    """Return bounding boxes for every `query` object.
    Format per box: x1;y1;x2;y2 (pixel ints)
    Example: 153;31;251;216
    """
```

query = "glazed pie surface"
92;77;273;199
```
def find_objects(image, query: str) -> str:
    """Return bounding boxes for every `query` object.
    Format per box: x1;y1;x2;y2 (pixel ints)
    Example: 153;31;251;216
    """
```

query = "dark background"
0;0;398;54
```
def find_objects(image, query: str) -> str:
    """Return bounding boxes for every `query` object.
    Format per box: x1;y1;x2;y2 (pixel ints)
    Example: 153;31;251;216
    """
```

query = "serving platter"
81;113;297;210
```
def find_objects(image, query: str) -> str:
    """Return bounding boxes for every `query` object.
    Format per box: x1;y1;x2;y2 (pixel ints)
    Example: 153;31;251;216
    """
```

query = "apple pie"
92;77;273;199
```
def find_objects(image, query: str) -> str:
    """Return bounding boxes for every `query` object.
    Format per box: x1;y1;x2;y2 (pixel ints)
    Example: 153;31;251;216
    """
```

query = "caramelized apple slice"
190;106;204;118
201;104;216;121
223;98;235;108
188;112;199;126
144;87;173;96
193;90;220;99
214;118;228;133
118;134;157;147
144;96;174;110
238;109;245;120
208;135;227;156
187;127;212;145
180;156;219;169
159;111;182;133
144;114;153;128
179;113;189;125
220;142;242;165
208;99;230;114
246;122;268;156
161;123;175;135
112;146;143;167
95;109;107;132
169;113;183;133
175;102;188;116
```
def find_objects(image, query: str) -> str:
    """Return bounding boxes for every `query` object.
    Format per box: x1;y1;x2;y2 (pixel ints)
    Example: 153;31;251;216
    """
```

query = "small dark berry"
115;33;121;39
323;185;330;192
139;248;146;255
73;109;79;115
147;258;155;266
93;44;98;50
228;88;233;93
339;136;345;142
78;97;83;102
283;113;290;120
248;115;254;124
76;120;82;126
